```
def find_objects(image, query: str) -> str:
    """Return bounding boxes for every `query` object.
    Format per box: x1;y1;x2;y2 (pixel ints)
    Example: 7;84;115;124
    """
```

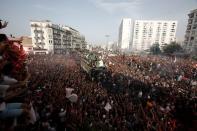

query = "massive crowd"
106;55;197;95
105;55;197;130
1;52;197;131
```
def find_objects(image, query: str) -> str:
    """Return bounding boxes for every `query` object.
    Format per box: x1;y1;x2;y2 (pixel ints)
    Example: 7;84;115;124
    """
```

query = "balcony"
40;36;45;40
195;18;197;23
45;24;52;28
35;42;45;47
189;13;194;18
34;36;39;40
187;25;192;30
188;19;193;24
186;30;190;34
192;25;197;29
190;37;194;41
31;24;39;27
34;30;44;34
185;33;191;38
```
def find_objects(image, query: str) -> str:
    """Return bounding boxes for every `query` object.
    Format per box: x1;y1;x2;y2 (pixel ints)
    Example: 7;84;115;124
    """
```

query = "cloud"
89;0;142;14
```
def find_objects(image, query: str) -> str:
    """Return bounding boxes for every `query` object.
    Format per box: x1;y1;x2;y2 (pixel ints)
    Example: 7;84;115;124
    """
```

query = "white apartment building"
118;19;177;52
118;19;133;51
184;9;197;54
30;20;87;54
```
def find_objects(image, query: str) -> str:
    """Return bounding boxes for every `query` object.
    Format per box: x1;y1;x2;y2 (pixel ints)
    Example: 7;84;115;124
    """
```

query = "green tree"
150;43;161;55
163;42;183;54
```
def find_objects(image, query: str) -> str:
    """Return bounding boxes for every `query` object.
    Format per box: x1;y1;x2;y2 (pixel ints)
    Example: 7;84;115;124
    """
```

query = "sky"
0;0;197;45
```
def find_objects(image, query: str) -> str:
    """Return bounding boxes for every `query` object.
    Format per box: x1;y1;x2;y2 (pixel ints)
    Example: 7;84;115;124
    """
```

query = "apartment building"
118;19;177;52
184;9;197;54
132;20;177;52
30;20;87;54
118;18;133;51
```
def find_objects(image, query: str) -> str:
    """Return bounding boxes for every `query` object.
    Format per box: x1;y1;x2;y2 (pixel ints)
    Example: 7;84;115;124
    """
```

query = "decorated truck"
80;52;107;81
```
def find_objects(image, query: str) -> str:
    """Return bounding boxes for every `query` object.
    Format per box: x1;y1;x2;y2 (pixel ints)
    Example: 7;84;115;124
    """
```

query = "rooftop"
30;20;51;23
190;8;197;14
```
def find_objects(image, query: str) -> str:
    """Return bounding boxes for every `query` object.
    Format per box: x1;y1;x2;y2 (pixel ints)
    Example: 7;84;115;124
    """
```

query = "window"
189;13;194;18
195;18;197;23
48;29;52;33
48;35;52;39
187;25;191;30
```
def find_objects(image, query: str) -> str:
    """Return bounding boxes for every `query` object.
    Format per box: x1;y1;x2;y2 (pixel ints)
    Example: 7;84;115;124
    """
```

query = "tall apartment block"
184;9;197;53
30;20;87;54
118;18;133;51
118;19;177;52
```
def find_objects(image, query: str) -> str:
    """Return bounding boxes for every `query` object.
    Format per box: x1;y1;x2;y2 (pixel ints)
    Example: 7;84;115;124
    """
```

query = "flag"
104;102;112;112
65;88;74;98
177;75;182;81
173;57;177;63
138;91;143;98
29;104;37;124
191;81;197;86
67;94;78;103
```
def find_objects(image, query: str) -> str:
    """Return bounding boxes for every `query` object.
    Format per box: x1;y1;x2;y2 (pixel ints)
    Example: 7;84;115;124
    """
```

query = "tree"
150;43;161;55
0;20;8;29
163;42;183;54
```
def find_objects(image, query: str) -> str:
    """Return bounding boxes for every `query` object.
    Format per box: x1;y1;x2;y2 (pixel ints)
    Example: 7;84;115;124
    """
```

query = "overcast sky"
0;0;196;44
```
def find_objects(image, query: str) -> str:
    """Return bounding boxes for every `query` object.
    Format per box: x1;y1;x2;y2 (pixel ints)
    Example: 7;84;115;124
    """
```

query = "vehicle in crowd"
80;51;107;81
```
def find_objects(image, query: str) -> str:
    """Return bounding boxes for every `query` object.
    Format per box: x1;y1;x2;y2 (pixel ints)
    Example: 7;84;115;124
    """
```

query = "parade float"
80;51;107;81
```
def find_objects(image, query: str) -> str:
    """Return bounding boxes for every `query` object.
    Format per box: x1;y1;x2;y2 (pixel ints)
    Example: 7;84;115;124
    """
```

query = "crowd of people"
1;43;197;130
106;55;197;95
105;55;197;130
2;52;193;131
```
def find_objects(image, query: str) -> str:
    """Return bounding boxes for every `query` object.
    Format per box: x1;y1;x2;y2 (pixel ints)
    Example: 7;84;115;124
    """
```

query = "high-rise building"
118;19;177;52
30;20;87;54
184;9;197;54
118;19;133;51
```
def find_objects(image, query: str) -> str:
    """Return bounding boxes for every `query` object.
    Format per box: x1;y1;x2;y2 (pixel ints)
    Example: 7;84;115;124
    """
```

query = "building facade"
118;19;133;51
184;9;197;54
118;19;177;52
21;36;33;54
30;20;87;54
